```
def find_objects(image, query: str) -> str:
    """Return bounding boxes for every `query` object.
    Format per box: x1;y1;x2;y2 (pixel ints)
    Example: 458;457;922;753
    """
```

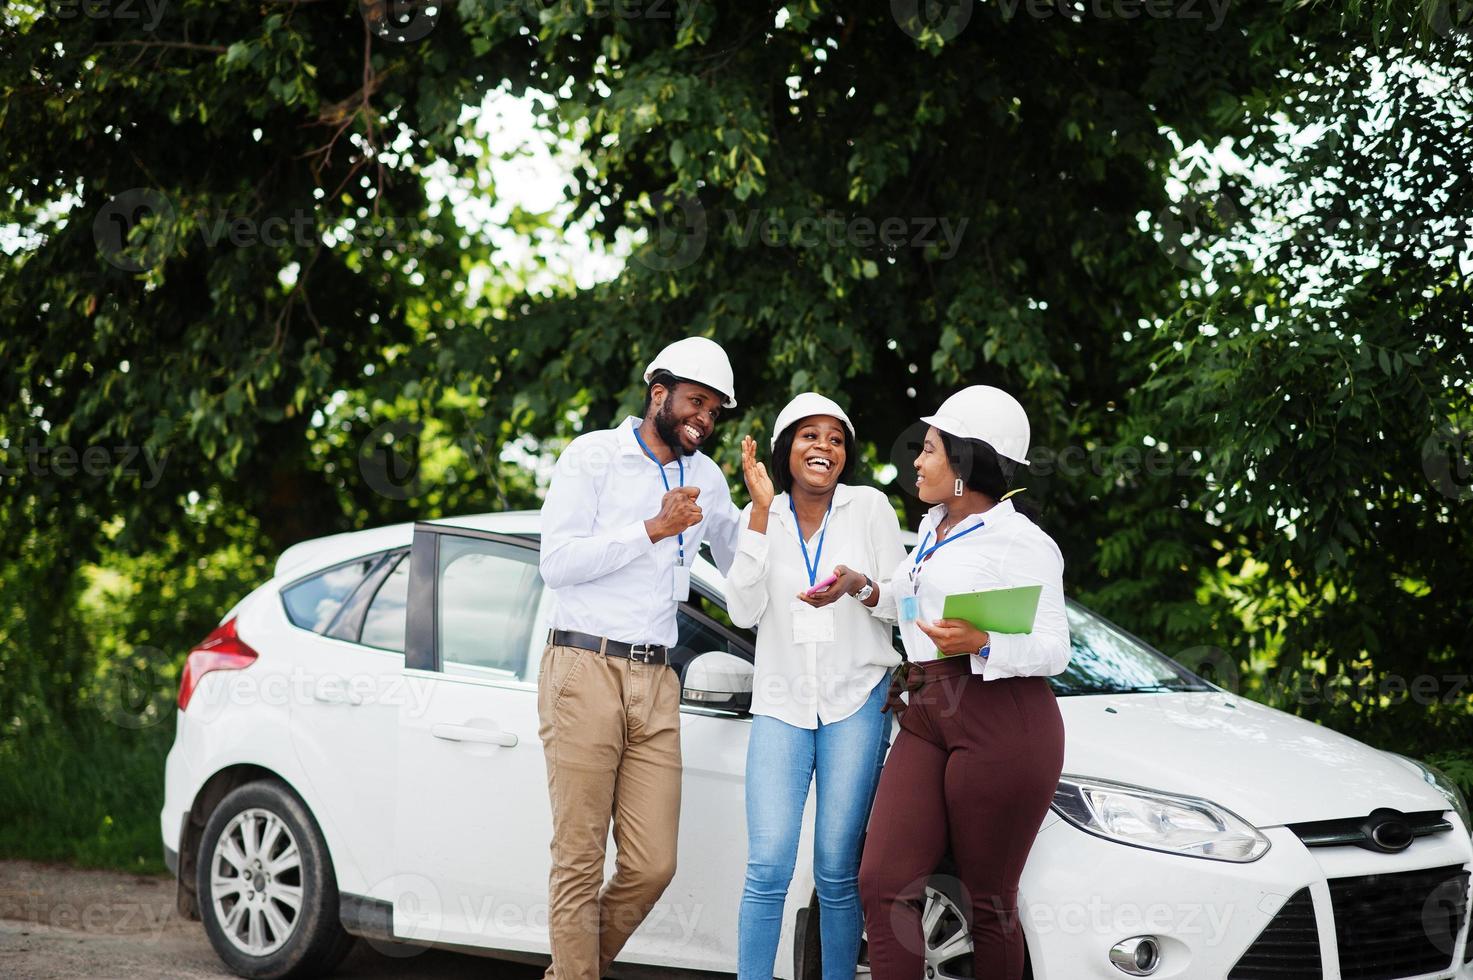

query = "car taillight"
179;617;259;712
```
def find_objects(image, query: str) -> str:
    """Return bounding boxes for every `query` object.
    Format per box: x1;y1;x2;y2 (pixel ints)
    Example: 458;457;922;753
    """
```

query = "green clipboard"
941;585;1042;635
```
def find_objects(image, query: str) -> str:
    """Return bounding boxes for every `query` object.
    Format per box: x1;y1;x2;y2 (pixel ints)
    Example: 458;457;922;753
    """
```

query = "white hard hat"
643;337;737;408
769;392;855;450
921;385;1032;465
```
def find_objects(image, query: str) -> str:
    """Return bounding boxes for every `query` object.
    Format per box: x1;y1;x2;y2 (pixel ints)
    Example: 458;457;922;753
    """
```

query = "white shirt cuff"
738;525;770;560
622;518;659;553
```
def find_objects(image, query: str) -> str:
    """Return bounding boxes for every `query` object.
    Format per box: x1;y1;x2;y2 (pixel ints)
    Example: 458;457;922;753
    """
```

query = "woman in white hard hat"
857;385;1070;980
725;392;906;980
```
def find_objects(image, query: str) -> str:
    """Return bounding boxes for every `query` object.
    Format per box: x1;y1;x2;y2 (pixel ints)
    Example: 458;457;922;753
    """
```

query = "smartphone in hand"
805;573;839;596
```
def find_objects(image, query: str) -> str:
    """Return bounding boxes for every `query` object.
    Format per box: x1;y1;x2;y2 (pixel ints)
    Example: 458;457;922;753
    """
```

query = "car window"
668;603;753;682
437;536;543;681
281;557;377;633
360;554;409;652
686;586;755;648
1052;603;1212;695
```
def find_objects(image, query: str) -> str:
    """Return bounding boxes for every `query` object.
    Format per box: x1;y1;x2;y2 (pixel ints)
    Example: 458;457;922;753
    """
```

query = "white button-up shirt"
539;416;742;647
724;484;906;728
875;498;1071;680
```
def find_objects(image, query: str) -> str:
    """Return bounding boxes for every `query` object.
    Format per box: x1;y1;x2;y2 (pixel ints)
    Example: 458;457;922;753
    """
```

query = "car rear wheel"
197;781;355;979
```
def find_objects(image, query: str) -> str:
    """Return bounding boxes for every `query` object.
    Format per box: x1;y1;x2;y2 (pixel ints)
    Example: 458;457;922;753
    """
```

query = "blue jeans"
738;675;891;980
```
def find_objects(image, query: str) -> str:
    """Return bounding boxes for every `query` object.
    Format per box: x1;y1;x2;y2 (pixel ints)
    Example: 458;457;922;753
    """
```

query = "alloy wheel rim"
209;807;304;957
922;885;974;980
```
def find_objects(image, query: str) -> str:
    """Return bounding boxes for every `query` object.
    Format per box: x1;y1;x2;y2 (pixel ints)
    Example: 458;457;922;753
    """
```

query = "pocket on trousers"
1005;681;1031;735
542;646;588;705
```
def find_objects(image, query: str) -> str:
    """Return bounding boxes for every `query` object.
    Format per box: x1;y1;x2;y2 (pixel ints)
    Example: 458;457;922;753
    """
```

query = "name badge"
899;594;920;624
790;601;836;644
672;561;691;601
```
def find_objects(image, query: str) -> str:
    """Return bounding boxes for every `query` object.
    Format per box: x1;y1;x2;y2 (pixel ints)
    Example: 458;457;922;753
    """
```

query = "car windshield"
1053;602;1213;695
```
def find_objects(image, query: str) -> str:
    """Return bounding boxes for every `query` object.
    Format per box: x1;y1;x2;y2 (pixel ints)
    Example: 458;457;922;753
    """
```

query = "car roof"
272;508;923;587
272;512;534;579
274;510;735;584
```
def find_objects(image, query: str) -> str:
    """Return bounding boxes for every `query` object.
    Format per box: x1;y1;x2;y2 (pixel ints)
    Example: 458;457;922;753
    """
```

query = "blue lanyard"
632;422;687;563
787;496;832;588
910;518;986;582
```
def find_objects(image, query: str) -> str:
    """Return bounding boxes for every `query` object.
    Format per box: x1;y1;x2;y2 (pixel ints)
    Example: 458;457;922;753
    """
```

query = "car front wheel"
800;875;1031;980
197;780;355;979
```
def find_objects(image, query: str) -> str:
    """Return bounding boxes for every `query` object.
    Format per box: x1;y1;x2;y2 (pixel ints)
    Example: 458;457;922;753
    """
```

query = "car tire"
794;893;822;980
196;780;356;979
919;871;1033;980
799;872;1032;980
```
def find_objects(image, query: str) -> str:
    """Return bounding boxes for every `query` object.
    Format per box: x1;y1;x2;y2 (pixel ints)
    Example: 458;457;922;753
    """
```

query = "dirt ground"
0;859;546;979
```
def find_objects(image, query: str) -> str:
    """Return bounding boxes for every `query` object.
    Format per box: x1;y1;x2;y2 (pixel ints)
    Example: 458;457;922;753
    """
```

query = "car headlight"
1053;775;1271;862
1388;753;1472;836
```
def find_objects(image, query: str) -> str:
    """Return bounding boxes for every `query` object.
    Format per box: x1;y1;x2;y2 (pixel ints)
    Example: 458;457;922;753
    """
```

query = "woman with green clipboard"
725;392;907;980
857;385;1071;980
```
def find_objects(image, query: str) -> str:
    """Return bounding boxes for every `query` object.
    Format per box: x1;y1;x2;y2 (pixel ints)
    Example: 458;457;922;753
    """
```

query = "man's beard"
653;400;698;457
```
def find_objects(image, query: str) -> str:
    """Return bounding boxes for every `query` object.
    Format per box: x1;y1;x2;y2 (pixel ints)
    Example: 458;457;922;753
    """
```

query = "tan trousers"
537;643;683;980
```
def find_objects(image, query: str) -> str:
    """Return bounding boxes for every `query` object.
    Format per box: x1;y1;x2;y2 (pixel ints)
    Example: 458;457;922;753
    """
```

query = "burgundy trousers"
859;658;1065;980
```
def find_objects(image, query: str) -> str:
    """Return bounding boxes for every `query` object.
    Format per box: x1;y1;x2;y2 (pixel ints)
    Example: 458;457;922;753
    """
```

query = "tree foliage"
2;0;1470;755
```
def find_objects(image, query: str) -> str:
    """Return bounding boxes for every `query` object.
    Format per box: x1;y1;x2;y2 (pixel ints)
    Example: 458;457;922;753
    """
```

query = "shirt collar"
772;483;856;535
617;415;706;468
923;497;1016;537
615;416;646;457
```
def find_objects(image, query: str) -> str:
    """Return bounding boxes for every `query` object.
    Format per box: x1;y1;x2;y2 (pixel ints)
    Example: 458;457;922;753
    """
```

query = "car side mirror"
681;651;754;714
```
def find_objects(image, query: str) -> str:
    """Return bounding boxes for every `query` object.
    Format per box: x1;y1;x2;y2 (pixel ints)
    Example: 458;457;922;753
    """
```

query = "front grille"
1330;864;1469;980
1287;810;1451;851
1229;887;1321;979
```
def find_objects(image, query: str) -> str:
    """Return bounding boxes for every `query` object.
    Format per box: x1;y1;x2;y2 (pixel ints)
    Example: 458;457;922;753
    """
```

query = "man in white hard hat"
536;336;744;980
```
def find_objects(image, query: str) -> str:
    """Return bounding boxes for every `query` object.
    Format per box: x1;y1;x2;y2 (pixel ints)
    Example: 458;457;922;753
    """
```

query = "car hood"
1057;692;1446;826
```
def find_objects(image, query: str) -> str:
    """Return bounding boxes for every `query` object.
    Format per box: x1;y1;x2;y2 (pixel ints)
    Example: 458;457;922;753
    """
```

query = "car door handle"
312;688;363;706
431;724;518;747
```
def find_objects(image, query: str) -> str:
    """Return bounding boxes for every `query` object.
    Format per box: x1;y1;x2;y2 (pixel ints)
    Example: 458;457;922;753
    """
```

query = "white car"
161;511;1473;980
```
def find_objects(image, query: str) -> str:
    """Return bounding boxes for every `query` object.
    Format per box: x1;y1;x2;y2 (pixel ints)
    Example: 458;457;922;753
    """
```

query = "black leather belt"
549;629;670;666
